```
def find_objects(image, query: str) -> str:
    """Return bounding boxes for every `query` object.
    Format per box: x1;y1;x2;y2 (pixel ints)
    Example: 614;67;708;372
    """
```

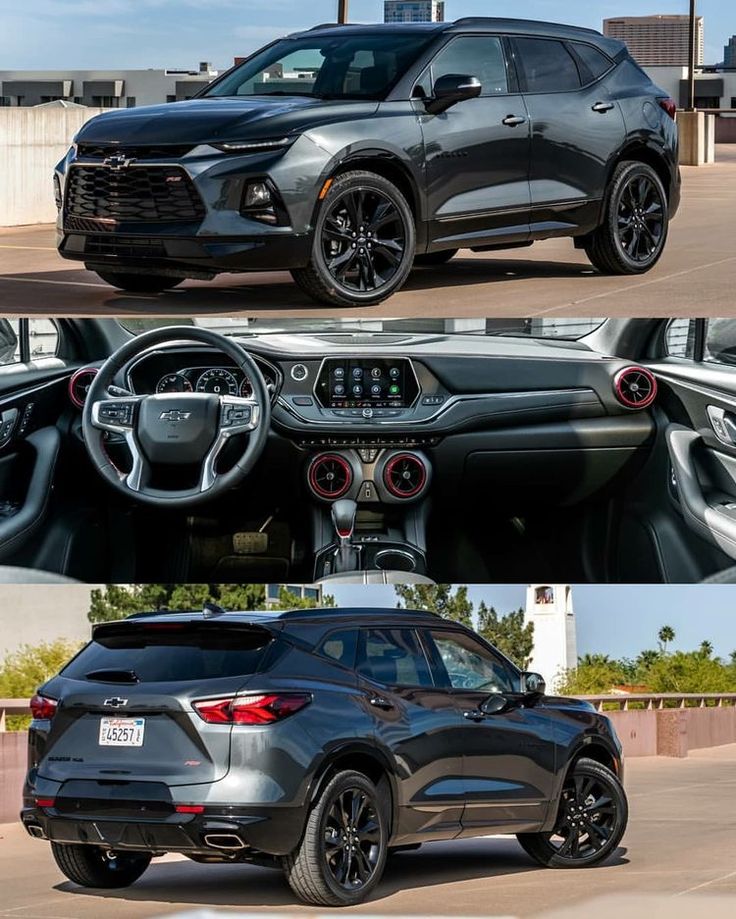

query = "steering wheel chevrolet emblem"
160;410;192;423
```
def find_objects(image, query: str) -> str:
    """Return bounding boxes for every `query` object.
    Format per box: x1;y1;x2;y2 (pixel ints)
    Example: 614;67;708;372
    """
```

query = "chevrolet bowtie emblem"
103;697;128;707
104;153;135;170
160;410;192;422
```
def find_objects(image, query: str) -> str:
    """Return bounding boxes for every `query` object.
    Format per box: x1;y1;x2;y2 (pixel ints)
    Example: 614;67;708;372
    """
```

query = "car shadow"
54;839;629;910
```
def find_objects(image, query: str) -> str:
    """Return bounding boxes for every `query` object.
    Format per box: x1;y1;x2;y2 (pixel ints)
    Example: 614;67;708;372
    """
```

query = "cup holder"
374;549;417;573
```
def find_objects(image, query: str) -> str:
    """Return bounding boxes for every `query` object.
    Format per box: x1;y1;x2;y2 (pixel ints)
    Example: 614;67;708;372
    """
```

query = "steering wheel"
82;326;271;508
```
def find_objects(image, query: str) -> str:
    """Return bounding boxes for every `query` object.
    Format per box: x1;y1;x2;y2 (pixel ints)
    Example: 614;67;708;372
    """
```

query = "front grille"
77;143;194;159
85;236;167;259
66;165;205;224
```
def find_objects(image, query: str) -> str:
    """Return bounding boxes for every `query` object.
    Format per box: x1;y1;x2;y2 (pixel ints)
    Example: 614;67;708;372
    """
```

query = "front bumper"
21;802;306;857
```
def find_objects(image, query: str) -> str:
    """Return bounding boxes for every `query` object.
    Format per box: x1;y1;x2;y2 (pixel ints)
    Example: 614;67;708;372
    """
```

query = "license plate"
99;717;145;747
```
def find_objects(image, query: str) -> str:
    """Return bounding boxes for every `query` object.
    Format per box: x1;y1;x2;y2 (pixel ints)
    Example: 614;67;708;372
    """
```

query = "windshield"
203;33;435;101
119;318;606;341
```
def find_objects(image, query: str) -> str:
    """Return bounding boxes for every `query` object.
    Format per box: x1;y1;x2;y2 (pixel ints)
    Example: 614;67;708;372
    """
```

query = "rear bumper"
20;802;306;857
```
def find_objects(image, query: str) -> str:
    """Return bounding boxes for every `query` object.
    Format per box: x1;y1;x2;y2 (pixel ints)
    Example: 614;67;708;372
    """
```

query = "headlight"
53;174;62;210
212;136;295;154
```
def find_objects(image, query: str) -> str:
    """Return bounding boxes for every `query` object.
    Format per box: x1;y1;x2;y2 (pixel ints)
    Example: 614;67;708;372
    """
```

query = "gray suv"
54;17;680;306
23;607;627;907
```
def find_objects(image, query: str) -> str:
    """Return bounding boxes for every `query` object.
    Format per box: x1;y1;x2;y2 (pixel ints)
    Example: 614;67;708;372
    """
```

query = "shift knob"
331;499;357;540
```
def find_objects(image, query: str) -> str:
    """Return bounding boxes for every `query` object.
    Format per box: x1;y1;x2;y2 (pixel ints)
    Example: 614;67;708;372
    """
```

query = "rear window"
357;628;433;688
61;625;272;683
570;42;614;82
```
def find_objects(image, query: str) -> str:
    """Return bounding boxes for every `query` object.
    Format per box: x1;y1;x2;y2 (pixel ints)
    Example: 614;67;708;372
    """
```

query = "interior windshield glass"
119;318;606;341
203;33;435;101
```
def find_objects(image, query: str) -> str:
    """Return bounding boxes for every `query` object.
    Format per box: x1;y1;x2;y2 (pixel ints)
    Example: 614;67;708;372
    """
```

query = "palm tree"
658;625;675;655
579;653;611;667
636;649;660;669
699;640;714;658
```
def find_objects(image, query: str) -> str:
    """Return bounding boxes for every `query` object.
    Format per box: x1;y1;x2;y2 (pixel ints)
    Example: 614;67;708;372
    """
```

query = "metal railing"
581;693;736;712
0;699;30;731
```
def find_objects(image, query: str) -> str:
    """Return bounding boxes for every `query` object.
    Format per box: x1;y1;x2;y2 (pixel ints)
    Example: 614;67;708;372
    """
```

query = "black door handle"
369;696;394;711
502;114;526;127
463;709;485;722
592;101;615;113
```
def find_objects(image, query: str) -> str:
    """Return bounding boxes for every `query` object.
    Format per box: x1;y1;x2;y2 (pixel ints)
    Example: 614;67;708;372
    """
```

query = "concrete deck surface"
1;743;735;918
0;148;734;317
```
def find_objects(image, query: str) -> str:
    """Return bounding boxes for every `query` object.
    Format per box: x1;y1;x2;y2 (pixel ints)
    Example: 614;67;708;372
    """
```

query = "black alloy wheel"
615;173;666;265
292;170;416;307
323;786;382;890
516;757;628;868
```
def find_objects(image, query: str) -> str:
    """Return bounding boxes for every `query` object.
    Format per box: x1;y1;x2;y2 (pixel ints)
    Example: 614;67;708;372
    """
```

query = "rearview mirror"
426;74;482;114
522;672;546;697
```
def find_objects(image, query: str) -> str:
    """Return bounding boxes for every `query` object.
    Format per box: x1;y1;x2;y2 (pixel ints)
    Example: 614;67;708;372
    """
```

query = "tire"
291;170;416;307
282;769;389;906
517;758;628;869
584;161;669;275
51;842;151;889
94;271;182;293
414;249;458;267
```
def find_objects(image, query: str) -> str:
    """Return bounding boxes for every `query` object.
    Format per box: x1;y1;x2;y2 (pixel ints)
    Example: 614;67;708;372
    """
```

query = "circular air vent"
383;453;427;499
308;453;353;500
613;366;657;409
68;367;98;409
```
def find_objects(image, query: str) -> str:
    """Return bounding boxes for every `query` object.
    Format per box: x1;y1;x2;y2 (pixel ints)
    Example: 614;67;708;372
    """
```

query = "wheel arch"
307;742;399;839
608;141;674;204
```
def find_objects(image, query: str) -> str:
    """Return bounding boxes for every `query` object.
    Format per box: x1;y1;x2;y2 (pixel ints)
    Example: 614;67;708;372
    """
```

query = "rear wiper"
85;669;140;684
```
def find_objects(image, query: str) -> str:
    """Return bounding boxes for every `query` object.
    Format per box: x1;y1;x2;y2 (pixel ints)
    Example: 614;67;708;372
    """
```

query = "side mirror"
479;693;509;716
522;672;546;697
426;74;481;114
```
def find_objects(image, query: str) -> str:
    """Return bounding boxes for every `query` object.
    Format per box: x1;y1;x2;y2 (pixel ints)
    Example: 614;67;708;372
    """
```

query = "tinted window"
319;629;358;669
62;625;271;683
358;628;432;687
664;319;736;367
514;38;581;93
705;320;736;367
430;36;508;96
570;42;613;82
427;630;517;693
665;319;697;359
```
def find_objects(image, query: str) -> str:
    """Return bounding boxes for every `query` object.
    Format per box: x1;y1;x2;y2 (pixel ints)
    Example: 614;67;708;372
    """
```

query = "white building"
0;586;96;660
384;2;445;24
603;15;704;67
524;585;577;691
0;64;218;108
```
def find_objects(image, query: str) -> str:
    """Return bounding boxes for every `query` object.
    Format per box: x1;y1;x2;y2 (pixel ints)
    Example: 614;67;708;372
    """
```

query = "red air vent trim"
613;366;657;409
308;453;353;500
68;367;98;409
384;453;428;499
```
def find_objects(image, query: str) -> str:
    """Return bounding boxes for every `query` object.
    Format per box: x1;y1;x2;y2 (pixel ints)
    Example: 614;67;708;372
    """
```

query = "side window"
664;319;736;367
318;629;358;670
427;630;517;693
430;36;509;96
569;42;614;83
0;319;59;367
358;628;433;688
514;38;581;93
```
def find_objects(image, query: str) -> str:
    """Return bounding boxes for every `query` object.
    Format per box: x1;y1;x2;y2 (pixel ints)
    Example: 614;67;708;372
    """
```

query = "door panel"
510;36;625;236
418;35;531;249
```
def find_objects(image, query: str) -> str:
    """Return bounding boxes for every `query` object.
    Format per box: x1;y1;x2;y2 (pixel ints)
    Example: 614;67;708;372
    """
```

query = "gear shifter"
331;499;360;572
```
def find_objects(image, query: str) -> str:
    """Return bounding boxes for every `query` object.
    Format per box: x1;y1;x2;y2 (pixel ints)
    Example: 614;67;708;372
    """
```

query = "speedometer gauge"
196;368;238;395
156;373;193;394
239;376;253;399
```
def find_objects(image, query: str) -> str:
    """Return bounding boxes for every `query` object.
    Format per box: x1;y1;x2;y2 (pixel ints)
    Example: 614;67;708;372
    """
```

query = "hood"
544;695;597;713
75;96;380;146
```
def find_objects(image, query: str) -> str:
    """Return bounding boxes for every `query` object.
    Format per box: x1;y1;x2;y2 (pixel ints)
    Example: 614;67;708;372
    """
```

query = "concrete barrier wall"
0;108;108;227
0;732;26;823
684;705;736;751
606;706;736;759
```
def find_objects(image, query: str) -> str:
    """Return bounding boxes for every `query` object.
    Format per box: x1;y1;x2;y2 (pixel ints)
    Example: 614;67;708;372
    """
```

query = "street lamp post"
687;0;697;111
338;1;349;24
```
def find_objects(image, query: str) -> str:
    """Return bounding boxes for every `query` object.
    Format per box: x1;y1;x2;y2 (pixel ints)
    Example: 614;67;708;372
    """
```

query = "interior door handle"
369;696;394;711
707;405;736;446
502;115;526;127
666;423;736;560
592;101;615;113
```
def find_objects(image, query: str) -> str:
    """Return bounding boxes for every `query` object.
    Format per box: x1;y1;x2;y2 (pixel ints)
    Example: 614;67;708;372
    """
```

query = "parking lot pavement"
1;744;735;919
0;148;735;317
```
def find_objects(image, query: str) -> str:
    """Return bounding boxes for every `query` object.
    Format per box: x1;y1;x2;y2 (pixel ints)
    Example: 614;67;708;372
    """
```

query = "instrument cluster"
155;366;259;398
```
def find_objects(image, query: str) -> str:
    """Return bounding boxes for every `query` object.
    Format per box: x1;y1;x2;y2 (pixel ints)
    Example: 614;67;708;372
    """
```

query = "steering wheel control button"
222;404;252;428
98;401;136;426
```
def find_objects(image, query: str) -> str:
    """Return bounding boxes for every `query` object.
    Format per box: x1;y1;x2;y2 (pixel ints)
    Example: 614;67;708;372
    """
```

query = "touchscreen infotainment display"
316;358;416;408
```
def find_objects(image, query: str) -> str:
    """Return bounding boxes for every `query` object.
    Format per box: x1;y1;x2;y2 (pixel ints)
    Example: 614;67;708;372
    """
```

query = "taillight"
658;97;677;120
194;693;311;725
175;804;205;814
30;694;57;720
35;797;55;809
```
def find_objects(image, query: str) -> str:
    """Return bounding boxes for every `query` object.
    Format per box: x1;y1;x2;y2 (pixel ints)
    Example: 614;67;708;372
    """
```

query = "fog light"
244;182;272;209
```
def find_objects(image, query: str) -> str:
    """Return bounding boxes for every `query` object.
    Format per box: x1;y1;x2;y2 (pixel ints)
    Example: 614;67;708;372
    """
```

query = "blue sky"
0;1;731;70
328;584;736;660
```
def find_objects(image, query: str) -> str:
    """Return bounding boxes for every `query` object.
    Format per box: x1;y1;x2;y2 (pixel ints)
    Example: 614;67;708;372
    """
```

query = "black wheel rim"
548;772;618;860
321;188;407;293
616;174;665;264
323;787;381;890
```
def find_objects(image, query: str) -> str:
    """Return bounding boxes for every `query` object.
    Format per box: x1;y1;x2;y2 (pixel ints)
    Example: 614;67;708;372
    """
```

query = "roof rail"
307;22;344;31
452;16;600;36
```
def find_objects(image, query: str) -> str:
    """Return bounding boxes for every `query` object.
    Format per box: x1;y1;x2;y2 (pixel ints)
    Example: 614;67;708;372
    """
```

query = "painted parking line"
0;276;111;289
0;245;57;251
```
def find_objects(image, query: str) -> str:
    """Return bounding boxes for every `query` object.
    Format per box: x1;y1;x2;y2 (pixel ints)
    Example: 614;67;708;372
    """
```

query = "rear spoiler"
91;618;277;643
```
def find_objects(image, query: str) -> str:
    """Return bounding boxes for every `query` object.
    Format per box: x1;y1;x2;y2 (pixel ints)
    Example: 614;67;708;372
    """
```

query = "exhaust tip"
203;833;246;850
26;824;47;839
